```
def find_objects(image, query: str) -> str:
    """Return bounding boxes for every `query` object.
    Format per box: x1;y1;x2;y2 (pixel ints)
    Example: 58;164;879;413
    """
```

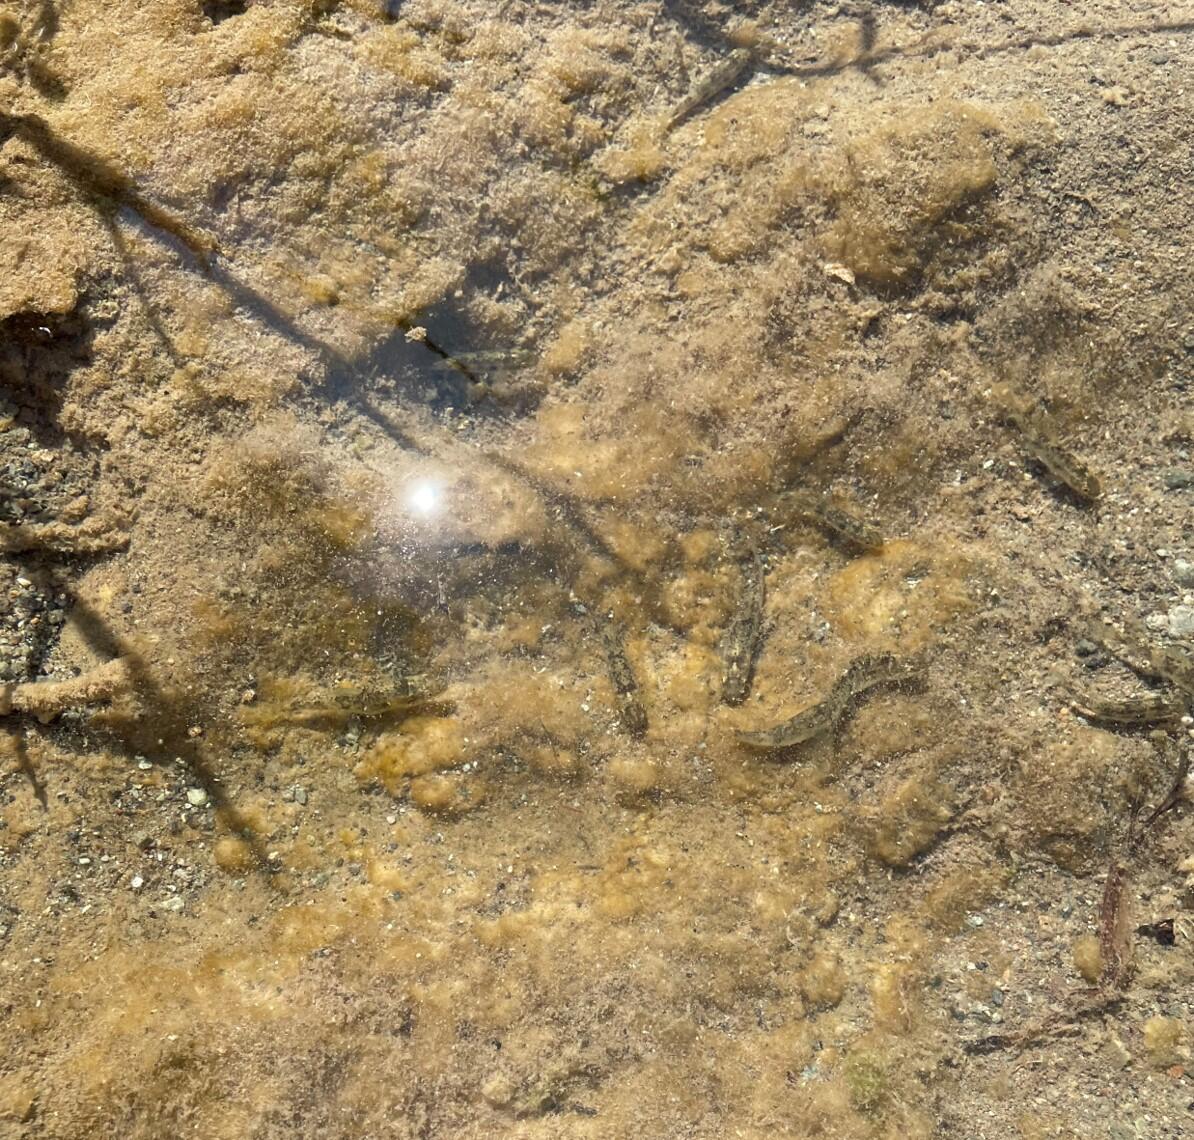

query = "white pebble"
1167;605;1194;638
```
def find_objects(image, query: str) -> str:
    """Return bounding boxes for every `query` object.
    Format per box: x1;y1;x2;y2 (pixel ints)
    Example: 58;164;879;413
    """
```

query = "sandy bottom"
1;1;1193;1137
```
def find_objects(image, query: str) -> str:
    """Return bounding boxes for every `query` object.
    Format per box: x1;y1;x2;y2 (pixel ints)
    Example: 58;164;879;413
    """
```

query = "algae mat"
1;1;1193;1137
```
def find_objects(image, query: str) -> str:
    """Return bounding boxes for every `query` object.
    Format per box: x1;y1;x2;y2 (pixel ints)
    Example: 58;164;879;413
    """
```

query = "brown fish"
1008;409;1102;503
601;621;648;738
666;48;753;129
736;653;919;750
720;554;766;706
1068;689;1186;727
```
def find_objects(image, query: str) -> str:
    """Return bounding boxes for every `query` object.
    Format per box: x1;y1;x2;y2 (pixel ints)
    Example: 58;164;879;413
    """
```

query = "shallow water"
1;1;1193;1136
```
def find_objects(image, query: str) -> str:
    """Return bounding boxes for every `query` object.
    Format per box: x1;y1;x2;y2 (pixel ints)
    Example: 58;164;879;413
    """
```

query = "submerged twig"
0;518;129;555
1095;749;1189;991
976;762;1187;1051
0;656;129;723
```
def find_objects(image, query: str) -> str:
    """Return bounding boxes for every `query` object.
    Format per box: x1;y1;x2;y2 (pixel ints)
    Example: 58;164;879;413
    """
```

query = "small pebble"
1105;1034;1132;1070
130;875;144;890
186;787;208;807
1168;605;1194;639
1174;559;1194;588
1163;469;1194;490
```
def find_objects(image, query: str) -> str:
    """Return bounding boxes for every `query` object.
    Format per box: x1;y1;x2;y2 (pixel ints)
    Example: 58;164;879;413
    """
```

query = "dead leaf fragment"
823;263;856;286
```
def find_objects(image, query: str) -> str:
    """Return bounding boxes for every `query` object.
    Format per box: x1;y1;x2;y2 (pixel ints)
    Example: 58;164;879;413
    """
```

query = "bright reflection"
405;479;442;517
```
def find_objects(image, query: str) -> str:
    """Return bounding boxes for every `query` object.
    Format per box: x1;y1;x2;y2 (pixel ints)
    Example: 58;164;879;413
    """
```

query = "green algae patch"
845;1049;891;1113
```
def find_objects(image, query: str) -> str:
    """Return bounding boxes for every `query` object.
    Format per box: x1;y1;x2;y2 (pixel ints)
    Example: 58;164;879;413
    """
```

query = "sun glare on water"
405;479;442;517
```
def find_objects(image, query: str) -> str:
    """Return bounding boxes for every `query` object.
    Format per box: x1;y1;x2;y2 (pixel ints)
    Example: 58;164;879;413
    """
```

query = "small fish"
1008;410;1102;503
736;692;842;750
1068;689;1186;727
720;554;766;706
601;621;648;737
666;47;753;129
1085;619;1194;697
808;500;884;555
779;491;883;555
735;653;918;751
429;349;535;377
1149;644;1194;698
242;679;444;728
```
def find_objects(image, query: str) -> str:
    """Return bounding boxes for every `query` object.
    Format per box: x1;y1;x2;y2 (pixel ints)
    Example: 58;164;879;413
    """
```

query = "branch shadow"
7;726;47;809
204;260;683;629
63;590;279;880
778;17;1194;79
103;217;184;368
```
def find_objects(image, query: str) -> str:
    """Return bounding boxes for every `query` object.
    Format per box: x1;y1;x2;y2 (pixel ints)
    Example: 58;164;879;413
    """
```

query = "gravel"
1;392;99;686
